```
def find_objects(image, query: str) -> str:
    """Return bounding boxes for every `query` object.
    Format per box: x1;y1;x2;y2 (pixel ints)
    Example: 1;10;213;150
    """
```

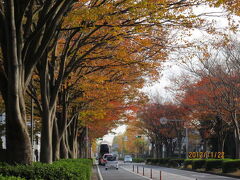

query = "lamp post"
159;117;189;159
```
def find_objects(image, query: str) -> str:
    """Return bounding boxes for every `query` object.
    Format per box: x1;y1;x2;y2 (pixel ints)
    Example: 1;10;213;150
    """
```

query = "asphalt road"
98;162;240;180
98;163;147;180
123;163;240;180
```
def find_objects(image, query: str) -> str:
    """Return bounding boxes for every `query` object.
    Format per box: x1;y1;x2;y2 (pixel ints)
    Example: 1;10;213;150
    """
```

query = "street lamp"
159;117;189;159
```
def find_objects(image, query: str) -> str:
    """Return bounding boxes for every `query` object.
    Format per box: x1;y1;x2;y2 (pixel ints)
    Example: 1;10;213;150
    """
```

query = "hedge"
192;159;205;170
168;159;184;167
132;158;145;163
146;158;158;165
183;159;193;168
146;158;240;174
205;159;223;171
222;160;240;173
0;175;25;180
146;158;183;167
0;159;92;180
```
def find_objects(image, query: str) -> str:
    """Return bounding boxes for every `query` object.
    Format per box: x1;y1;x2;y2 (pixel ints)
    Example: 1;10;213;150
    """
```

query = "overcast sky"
102;4;240;144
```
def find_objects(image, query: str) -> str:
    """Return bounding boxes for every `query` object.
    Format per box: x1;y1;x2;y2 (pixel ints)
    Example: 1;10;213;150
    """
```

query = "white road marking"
97;164;103;180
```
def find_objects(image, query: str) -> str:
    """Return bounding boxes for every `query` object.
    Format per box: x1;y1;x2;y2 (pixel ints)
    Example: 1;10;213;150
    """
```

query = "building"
0;112;41;161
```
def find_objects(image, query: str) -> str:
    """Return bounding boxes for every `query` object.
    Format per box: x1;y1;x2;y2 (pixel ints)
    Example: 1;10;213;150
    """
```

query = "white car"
105;155;118;170
124;155;132;163
101;153;113;166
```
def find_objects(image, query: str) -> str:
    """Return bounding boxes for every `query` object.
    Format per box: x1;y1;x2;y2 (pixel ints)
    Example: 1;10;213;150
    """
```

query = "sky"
100;125;127;145
100;4;240;144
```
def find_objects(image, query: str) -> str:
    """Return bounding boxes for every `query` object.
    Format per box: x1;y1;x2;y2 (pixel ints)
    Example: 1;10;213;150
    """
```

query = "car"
124;155;132;163
100;153;113;166
105;155;118;170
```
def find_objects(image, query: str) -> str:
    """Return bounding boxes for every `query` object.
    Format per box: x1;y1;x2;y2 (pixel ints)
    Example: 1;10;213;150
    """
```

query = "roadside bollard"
137;166;139;173
160;170;162;180
150;168;152;179
143;167;144;176
133;165;134;172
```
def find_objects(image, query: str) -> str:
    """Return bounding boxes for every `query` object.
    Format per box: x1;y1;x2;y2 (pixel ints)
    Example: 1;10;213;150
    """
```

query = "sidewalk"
91;165;99;180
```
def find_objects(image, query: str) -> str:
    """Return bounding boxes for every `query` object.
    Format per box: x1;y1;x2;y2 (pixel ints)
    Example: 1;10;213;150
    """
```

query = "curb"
182;168;240;179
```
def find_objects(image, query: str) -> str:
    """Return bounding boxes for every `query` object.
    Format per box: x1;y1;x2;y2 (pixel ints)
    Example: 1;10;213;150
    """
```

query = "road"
98;162;240;180
98;163;147;180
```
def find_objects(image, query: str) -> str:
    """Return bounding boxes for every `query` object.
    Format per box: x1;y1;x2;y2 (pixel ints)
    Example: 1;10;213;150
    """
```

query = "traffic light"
136;135;141;138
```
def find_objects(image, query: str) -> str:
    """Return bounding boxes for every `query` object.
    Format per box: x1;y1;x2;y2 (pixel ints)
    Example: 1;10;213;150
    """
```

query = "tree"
179;77;231;153
0;0;207;164
137;102;187;158
208;0;240;15
0;0;75;164
176;39;240;157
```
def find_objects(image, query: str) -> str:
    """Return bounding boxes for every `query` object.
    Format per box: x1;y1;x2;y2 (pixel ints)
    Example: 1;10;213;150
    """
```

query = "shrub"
146;159;153;164
168;159;184;167
183;159;193;168
0;159;92;180
132;158;145;163
146;158;183;167
205;159;223;171
0;175;25;180
222;160;240;173
192;160;206;170
157;158;170;166
146;159;159;165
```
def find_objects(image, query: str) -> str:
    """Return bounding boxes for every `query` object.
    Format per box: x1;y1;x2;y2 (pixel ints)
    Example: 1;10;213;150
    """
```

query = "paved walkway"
91;165;99;180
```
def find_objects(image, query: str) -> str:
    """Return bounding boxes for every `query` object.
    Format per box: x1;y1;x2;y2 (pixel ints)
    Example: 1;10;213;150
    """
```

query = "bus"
98;143;110;165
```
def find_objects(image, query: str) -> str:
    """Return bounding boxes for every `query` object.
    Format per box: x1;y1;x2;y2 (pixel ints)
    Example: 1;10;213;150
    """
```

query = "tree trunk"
229;111;240;158
6;90;32;164
40;109;54;163
177;137;182;158
52;90;69;161
77;128;85;158
60;133;69;159
68;116;78;159
52;119;60;161
203;139;207;152
2;0;33;165
150;142;154;158
234;130;240;158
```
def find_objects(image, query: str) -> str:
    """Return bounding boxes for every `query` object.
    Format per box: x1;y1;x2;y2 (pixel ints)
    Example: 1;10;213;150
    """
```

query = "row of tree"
135;40;240;159
0;0;214;164
130;0;240;159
